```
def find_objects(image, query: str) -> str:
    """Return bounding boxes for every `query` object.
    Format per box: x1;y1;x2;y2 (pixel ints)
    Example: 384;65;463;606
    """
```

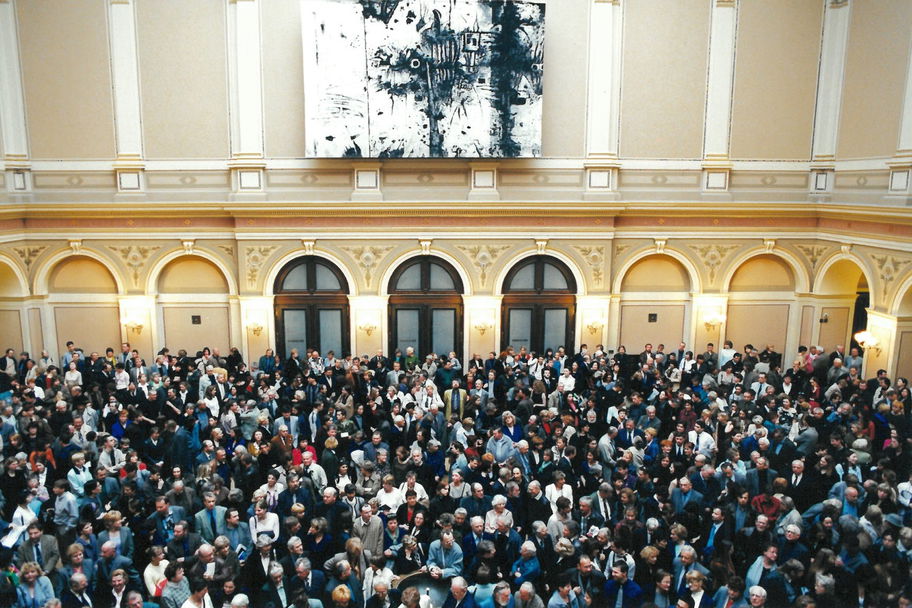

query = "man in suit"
287;557;326;605
563;555;605;605
523;481;553;530
94;541;142;600
165;521;203;562
352;503;385;557
461;516;494;569
258;563;290;608
441;576;477;608
443;380;469;420
784;459;815;513
574;497;605;535
18;522;61;578
183;543;229;587
427;531;464;581
744;457;778;498
672;546;711;598
671;477;705;515
367;578;401;608
602;560;643;608
243;534;276;593
194;492;227;543
700;507;731;561
146;495;187;546
61;572;93;608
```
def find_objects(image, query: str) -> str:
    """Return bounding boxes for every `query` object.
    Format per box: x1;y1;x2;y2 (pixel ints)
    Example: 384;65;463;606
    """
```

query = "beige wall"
0;264;23;297
818;306;850;350
620;0;710;159
49;258;118;294
619;303;686;349
262;0;307;158
540;0;588;157
28;308;43;358
726;303;789;353
158;258;229;294
729;0;821;160
17;0;115;159
898;330;912;378
163;306;230;354
838;0;912;159
799;305;814;348
729;256;795;291
0;310;23;353
137;0;230;159
621;256;691;292
55;306;122;357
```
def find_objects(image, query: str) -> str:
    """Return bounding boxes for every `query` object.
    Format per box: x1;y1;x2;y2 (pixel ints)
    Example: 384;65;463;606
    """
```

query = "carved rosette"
245;246;279;288
108;245;161;287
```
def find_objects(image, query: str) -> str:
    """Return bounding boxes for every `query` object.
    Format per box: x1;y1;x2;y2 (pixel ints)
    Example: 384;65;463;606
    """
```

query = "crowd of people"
0;337;908;608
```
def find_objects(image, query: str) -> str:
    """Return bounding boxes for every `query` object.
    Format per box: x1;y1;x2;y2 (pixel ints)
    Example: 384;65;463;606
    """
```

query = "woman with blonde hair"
397;586;432;608
14;562;53;608
98;510;135;559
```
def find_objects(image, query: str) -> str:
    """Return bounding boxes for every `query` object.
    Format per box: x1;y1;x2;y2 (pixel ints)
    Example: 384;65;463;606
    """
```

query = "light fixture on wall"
819;313;829;324
474;320;493;336
358;323;378;336
703;310;726;332
854;330;881;356
586;319;604;335
247;322;264;337
125;322;143;335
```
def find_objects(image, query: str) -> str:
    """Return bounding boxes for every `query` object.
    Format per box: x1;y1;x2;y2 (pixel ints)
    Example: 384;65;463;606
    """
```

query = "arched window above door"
501;256;577;355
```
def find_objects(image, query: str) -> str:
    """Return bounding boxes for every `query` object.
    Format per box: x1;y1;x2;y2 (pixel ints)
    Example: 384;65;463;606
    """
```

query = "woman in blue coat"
510;541;542;586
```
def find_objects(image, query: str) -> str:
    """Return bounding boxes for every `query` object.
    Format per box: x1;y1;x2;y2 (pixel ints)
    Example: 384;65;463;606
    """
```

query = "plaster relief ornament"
13;246;48;272
692;244;740;284
245;246;279;288
573;245;606;287
872;254;911;287
343;246;394;288
457;245;510;287
108;245;160;287
795;244;829;271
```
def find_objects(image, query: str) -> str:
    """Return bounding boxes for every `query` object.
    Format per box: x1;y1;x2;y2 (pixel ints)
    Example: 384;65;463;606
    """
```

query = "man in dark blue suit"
602;560;643;608
671;477;704;515
461;516;494;568
442;576;477;608
145;495;187;545
287;557;326;604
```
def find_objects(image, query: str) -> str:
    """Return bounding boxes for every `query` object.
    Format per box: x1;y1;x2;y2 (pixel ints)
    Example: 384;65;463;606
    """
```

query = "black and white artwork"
302;0;546;158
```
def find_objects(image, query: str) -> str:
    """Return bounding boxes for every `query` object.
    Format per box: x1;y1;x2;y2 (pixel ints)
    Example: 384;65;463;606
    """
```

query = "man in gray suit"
194;492;227;543
352;503;384;556
17;522;60;577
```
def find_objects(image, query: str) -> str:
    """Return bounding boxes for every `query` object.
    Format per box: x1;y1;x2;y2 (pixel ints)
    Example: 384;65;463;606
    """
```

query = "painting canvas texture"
301;0;546;158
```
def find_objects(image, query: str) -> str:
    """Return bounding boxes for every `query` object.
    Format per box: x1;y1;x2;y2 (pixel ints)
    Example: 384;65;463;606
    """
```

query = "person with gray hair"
748;585;767;605
514;581;544;608
229;594;250;608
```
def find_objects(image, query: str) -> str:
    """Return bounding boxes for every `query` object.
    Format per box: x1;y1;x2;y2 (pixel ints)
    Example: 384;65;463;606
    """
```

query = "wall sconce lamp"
703;310;726;332
586;320;604;335
819;313;829;324
854;330;881;357
359;323;378;336
474;321;493;336
247;322;264;337
125;322;143;335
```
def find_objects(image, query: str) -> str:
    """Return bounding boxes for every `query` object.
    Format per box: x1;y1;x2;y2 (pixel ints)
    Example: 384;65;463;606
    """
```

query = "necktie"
793;475;798;485
34;542;43;566
82;594;92;608
453;390;460;415
678;566;689;596
209;510;218;537
707;524;718;549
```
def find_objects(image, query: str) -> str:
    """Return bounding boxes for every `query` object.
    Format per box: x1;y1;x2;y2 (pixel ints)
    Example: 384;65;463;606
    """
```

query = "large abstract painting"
301;0;546;158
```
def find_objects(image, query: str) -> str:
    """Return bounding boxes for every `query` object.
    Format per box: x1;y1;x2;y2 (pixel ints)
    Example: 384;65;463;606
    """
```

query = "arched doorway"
501;255;576;355
274;256;350;358
388;256;464;360
814;258;870;351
